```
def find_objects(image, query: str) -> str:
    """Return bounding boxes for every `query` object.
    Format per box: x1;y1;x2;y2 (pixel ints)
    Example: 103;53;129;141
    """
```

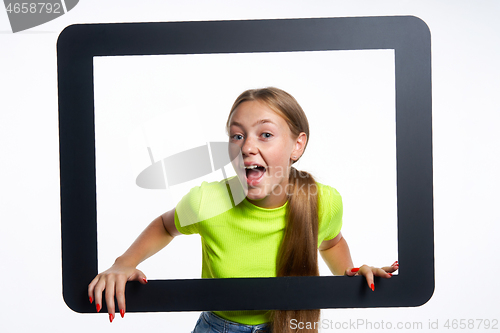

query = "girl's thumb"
138;271;148;284
130;270;148;284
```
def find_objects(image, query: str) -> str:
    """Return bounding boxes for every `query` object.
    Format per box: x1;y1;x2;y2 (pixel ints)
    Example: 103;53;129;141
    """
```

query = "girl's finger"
382;266;397;273
382;261;399;273
345;267;359;276
88;275;100;304
93;277;106;313
129;269;148;284
359;266;375;291
115;275;127;319
373;267;393;278
139;270;148;284
105;279;116;322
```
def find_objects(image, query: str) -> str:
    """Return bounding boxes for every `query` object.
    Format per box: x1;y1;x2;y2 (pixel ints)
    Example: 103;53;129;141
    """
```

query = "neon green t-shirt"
174;176;343;325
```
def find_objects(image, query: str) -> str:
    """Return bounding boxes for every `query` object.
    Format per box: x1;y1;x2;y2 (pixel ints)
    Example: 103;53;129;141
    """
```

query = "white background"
93;50;397;278
1;1;499;332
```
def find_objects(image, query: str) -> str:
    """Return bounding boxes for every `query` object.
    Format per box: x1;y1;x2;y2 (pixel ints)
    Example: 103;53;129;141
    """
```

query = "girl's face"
228;100;306;209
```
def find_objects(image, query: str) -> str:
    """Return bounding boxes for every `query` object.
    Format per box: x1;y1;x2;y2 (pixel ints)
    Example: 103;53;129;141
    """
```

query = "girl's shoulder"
315;182;342;202
315;181;343;218
176;176;244;229
315;182;343;240
185;176;243;201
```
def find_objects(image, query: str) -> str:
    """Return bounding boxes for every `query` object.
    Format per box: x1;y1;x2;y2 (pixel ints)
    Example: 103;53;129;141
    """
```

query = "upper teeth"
245;165;259;169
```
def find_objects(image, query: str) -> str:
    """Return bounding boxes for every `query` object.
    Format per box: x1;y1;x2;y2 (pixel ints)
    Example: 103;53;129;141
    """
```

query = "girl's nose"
242;137;258;155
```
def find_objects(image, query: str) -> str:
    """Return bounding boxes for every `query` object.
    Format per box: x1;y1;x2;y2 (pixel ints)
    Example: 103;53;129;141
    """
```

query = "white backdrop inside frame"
93;49;397;279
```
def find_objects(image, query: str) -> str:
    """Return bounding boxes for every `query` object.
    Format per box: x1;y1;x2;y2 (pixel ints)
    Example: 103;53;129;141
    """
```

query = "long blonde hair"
227;87;320;333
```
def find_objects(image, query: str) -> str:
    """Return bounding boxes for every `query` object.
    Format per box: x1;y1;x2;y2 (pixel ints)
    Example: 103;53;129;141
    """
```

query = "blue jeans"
192;312;271;333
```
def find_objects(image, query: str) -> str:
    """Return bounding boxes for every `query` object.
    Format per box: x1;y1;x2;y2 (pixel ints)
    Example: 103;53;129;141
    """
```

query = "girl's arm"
88;208;178;321
319;232;398;291
318;232;353;275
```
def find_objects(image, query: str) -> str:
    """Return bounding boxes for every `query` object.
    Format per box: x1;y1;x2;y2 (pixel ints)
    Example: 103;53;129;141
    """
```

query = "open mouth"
245;164;266;184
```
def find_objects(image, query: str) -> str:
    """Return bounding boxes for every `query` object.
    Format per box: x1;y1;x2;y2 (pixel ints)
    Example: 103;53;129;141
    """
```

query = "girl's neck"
246;192;288;209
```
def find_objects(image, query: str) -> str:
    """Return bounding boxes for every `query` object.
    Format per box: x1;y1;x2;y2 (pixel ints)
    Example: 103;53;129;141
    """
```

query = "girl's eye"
261;133;272;139
232;134;243;140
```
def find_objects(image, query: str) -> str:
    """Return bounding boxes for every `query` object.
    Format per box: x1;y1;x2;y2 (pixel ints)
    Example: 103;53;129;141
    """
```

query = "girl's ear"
291;132;307;161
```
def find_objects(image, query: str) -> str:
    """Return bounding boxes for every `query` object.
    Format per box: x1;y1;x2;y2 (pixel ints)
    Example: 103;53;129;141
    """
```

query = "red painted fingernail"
143;278;148;283
388;273;393;277
109;313;114;323
371;283;375;291
392;261;398;266
351;268;360;273
96;304;101;312
120;309;125;318
89;296;93;304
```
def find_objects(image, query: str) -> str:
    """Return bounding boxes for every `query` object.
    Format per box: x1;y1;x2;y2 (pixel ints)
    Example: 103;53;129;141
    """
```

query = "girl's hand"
344;261;399;291
86;213;176;322
88;262;148;322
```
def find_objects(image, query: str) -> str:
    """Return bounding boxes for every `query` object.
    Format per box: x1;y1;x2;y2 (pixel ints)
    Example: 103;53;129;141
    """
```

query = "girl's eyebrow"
230;118;277;128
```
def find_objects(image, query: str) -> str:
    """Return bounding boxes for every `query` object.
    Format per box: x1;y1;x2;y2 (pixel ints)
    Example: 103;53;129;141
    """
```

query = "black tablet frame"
58;16;434;313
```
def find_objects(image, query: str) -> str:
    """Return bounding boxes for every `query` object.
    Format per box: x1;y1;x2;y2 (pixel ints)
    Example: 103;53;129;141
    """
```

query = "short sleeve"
174;179;236;235
174;185;202;235
317;183;343;243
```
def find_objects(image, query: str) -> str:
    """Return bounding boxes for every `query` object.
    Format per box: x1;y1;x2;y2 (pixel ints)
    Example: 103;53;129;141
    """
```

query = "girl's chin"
245;188;267;200
245;188;275;205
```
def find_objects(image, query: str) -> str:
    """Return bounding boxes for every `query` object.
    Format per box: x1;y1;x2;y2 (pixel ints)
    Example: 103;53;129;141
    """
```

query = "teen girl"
88;87;399;333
